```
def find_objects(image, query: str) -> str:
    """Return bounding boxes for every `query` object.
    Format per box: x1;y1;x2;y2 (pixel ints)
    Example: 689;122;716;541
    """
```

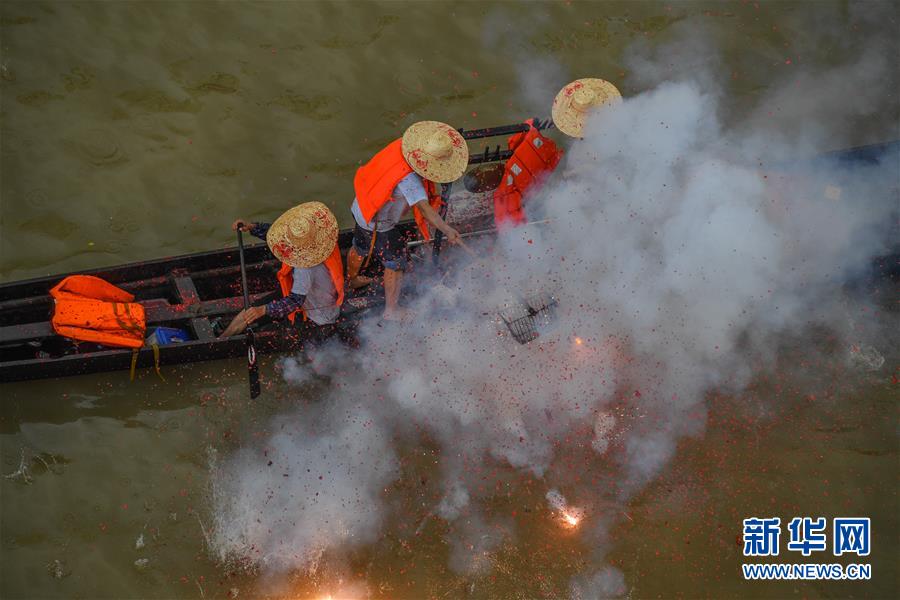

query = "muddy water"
1;1;897;599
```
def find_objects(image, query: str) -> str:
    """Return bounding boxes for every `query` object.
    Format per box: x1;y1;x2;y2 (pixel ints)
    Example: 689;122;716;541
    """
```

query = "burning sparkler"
561;509;582;527
305;578;366;600
313;592;355;600
546;489;584;529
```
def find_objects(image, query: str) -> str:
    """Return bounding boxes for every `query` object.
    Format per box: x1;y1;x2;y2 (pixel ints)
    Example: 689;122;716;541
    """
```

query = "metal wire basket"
498;293;558;344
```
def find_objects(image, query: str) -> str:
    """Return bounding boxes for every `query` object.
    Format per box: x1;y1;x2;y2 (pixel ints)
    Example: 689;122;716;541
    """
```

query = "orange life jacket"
493;119;563;228
275;244;345;324
50;275;146;348
353;138;444;241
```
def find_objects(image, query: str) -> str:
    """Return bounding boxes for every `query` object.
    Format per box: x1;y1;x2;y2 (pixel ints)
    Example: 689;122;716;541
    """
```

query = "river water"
1;1;897;598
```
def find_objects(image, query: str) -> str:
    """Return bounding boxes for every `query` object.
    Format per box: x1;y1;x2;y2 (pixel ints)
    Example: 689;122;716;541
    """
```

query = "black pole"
237;230;261;399
458;117;553;141
238;231;251;307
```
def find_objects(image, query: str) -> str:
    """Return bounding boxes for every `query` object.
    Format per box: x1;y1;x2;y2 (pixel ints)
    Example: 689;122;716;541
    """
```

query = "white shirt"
350;172;428;232
291;263;340;325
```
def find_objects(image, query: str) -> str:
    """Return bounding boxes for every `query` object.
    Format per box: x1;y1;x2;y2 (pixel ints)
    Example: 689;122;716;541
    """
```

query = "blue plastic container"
145;327;190;346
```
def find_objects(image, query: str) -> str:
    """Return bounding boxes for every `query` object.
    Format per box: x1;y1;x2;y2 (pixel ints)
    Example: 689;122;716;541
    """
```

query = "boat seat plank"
172;276;201;305
0;294;270;345
0;261;279;314
0;322;54;343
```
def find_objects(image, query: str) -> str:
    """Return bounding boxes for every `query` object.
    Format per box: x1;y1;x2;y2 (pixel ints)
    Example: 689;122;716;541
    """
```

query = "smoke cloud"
210;404;398;573
209;12;898;598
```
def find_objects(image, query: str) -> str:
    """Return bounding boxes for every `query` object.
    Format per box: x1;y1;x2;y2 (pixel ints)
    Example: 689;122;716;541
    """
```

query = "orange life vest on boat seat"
353;138;444;241
276;244;345;324
493;119;563;228
49;275;146;348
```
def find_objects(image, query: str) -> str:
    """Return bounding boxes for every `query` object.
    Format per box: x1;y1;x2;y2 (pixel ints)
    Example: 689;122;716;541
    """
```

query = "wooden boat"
1;135;898;383
0;222;434;383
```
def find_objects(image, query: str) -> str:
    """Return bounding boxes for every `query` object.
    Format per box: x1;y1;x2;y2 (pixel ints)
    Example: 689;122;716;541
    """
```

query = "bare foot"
382;307;415;322
349;275;374;289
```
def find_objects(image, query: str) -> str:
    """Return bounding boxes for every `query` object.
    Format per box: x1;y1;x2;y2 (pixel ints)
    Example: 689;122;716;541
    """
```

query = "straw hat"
551;78;622;138
266;202;338;269
401;120;469;183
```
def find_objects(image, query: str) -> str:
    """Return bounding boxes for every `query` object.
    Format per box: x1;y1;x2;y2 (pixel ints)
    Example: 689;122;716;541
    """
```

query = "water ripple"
63;128;128;167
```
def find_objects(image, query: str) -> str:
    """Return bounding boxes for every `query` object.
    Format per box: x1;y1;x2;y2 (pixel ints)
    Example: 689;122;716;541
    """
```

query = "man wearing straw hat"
493;78;622;228
347;120;468;321
221;202;344;338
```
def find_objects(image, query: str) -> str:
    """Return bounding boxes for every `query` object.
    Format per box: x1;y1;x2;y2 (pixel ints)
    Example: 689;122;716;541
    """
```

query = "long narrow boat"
1;135;898;383
0;222;429;383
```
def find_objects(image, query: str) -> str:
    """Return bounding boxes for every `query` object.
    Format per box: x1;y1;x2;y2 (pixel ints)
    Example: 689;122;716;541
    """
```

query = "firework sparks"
562;509;582;528
546;489;584;529
304;580;366;600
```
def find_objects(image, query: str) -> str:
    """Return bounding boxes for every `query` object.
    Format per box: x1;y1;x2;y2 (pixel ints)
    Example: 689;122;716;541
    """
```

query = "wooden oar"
237;230;261;399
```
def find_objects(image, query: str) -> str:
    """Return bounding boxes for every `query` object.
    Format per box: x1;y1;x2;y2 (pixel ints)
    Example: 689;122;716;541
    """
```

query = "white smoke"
209;15;898;597
211;403;398;573
571;565;627;600
481;6;569;116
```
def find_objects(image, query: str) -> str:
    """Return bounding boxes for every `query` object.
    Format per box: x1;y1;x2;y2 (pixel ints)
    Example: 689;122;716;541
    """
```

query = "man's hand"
232;219;253;232
445;227;476;257
443;226;462;245
220;305;267;338
415;200;464;244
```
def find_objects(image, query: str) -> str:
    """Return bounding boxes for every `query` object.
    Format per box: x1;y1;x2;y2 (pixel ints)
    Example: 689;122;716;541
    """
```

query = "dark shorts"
295;316;359;348
352;224;408;271
248;307;357;349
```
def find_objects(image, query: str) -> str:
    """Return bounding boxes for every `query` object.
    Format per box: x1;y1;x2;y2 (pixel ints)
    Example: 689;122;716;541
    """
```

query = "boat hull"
0;225;410;383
